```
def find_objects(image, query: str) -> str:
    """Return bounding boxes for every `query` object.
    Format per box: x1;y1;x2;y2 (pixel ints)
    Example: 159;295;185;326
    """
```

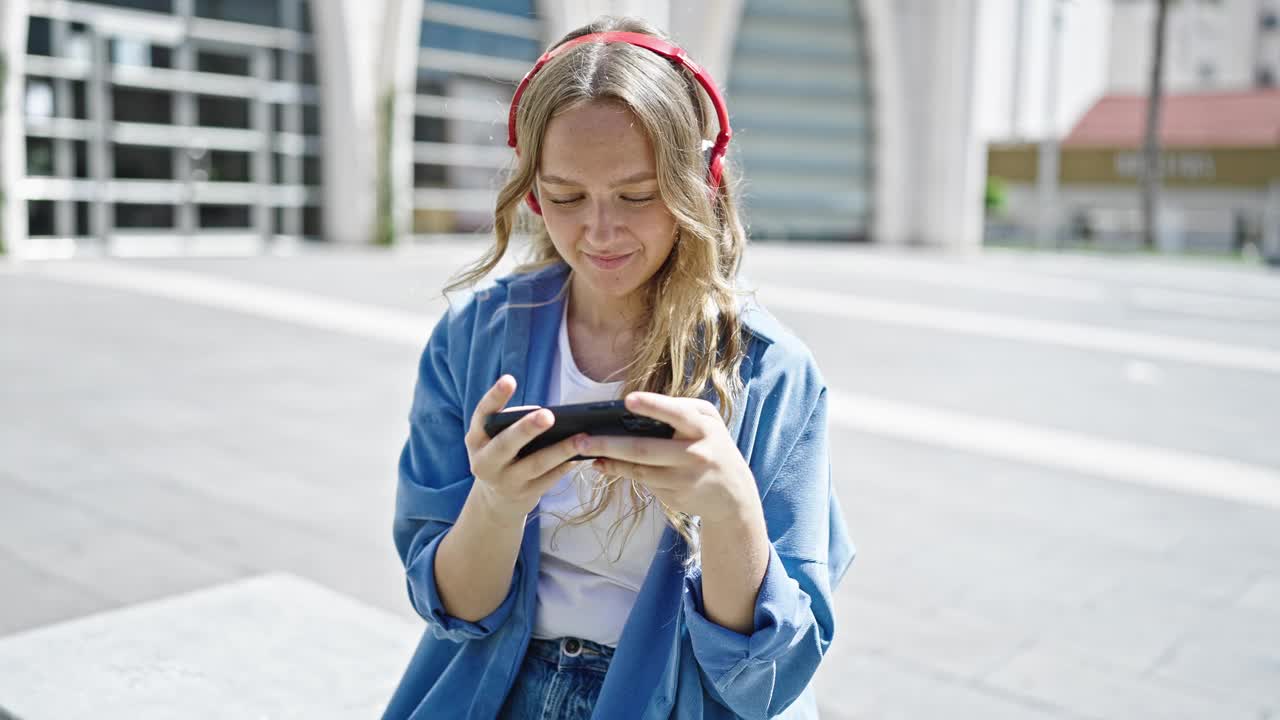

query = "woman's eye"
622;195;655;204
548;197;583;205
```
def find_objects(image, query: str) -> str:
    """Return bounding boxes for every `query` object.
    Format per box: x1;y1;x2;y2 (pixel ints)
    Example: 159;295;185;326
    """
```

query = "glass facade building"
727;0;875;241
19;0;322;253
409;0;541;237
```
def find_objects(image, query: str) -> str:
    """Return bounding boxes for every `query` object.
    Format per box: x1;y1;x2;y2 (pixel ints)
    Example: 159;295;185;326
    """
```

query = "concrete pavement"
2;244;1277;718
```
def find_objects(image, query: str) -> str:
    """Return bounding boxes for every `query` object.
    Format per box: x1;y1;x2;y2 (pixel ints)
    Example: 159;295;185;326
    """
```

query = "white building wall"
978;0;1112;142
1;0;31;261
1109;0;1264;93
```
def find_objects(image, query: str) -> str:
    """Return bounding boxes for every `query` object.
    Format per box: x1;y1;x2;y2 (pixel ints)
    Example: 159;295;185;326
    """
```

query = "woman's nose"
584;201;618;246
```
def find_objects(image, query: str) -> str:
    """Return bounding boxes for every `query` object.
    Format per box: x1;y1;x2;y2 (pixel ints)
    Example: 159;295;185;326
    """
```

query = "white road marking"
755;284;1280;375
1130;286;1280;320
827;389;1280;511
28;260;1280;510
744;250;1108;303
35;261;439;346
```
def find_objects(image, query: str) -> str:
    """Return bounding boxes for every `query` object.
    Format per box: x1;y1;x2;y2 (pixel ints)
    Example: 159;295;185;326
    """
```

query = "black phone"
483;400;676;460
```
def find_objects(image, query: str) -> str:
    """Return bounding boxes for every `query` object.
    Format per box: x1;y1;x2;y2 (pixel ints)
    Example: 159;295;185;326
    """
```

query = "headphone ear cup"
525;191;543;215
707;153;725;194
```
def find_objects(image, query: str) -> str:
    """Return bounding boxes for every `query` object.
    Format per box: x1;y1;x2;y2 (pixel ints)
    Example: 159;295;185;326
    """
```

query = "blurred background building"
985;0;1280;254
2;0;1278;260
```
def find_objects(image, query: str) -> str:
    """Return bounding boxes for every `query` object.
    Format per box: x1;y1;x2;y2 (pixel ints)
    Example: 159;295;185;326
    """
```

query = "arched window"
727;0;874;241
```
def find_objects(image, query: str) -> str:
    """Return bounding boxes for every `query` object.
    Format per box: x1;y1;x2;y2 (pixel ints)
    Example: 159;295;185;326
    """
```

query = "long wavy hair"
445;16;749;566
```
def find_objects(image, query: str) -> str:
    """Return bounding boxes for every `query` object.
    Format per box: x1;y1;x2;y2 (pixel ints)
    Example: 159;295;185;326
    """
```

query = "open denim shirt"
383;261;855;720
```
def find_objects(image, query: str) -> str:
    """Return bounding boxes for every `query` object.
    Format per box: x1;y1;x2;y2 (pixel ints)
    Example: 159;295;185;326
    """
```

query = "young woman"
383;16;854;720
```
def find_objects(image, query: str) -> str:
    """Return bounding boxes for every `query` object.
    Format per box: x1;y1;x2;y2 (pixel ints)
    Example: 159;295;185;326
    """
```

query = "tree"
1141;0;1171;250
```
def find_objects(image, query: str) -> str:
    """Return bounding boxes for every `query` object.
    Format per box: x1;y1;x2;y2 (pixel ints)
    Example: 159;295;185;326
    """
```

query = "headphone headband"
507;31;733;215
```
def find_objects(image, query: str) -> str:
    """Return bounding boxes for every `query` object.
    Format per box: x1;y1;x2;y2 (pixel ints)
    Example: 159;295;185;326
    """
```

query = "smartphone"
483;400;676;460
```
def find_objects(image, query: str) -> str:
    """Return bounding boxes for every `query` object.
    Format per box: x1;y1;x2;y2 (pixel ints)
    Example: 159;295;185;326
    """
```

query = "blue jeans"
498;637;615;719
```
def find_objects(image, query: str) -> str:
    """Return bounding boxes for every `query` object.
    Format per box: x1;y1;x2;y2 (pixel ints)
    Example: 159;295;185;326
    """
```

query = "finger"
577;435;691;467
593;458;674;489
527;458;590;497
510;433;589;484
466;375;518;449
476;406;557;469
622;392;714;438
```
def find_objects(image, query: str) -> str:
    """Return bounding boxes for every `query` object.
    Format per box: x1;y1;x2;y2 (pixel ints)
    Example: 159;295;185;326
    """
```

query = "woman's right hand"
464;374;585;521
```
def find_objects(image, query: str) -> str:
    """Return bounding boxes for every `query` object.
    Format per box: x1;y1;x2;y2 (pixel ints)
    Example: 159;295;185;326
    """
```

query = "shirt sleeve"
682;386;846;719
392;306;521;642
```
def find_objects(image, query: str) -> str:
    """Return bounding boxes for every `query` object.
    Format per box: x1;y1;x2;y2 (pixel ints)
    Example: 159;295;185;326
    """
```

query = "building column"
669;0;742;85
377;0;423;247
313;0;379;244
1;0;30;261
876;0;987;249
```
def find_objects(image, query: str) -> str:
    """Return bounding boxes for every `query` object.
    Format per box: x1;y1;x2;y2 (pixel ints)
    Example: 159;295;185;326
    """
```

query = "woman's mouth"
585;251;635;270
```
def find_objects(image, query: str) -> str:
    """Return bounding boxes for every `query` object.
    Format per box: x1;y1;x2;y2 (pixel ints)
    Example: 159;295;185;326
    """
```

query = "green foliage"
373;90;395;247
984;176;1007;216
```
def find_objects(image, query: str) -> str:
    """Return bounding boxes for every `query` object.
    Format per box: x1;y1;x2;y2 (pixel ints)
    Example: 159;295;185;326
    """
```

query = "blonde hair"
446;16;748;566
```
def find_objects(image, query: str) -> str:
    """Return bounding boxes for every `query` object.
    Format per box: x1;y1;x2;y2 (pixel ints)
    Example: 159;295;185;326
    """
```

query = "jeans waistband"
527;637;615;673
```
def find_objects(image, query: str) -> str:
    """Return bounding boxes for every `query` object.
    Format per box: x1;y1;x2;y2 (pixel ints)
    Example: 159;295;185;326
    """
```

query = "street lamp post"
1036;0;1065;249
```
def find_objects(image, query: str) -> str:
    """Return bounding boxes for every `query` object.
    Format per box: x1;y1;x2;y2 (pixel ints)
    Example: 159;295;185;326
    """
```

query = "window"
113;144;174;179
71;81;88;120
25;78;55;119
300;53;318;85
302;205;322;237
433;0;535;18
27;17;53;56
73;140;89;178
302;156;321;185
113;87;173;123
110;38;149;66
272;152;287;184
80;0;174;11
111;38;175;69
414;163;448;187
115;203;176;228
414;116;447;143
198;204;252;227
419;23;540;60
272;49;289;82
76;202;91;236
197;50;252;76
195;0;279;27
26;137;55;176
151;45;174;68
208;150;251;181
197;95;251;128
28;201;56;236
301;104;320;135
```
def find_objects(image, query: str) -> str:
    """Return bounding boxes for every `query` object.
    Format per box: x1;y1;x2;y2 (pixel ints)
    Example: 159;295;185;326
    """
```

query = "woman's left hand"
575;392;761;525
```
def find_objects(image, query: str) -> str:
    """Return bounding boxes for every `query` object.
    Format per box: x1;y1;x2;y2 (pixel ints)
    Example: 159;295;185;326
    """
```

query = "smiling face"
537;100;678;316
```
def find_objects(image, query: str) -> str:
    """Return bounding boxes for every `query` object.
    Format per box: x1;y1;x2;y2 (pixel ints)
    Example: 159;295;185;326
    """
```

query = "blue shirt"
383;261;855;720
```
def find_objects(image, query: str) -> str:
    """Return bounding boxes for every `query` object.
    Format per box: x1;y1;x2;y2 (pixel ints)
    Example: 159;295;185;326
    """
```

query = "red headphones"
506;31;733;216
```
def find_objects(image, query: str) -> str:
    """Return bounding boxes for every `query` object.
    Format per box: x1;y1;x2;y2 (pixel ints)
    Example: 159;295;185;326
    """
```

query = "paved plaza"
1;243;1278;718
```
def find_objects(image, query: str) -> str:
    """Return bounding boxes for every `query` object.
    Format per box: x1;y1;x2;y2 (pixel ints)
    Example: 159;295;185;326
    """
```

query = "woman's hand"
577;392;762;525
465;375;586;521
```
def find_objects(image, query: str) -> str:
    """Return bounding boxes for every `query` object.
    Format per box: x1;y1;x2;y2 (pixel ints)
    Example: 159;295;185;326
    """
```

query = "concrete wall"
1;0;30;260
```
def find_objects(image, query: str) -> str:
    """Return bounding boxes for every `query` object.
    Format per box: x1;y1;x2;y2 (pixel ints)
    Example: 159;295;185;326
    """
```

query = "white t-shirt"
530;303;667;647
